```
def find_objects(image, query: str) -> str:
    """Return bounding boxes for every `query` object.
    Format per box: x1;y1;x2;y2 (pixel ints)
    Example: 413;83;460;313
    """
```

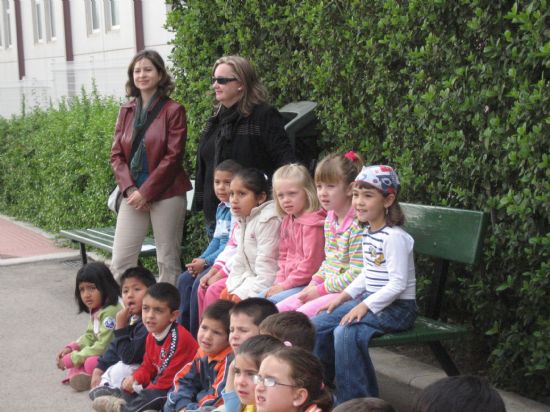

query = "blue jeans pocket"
374;299;417;332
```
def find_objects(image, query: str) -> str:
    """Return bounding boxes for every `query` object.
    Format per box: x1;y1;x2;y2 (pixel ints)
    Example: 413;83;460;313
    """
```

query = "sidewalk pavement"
0;215;549;412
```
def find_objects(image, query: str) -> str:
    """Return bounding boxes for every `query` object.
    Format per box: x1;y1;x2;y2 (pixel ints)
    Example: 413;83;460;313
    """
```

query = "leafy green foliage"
166;0;549;398
0;90;119;230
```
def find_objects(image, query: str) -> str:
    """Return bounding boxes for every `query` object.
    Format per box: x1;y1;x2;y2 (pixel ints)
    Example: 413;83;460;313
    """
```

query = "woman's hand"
297;284;320;303
127;190;150;211
265;284;285;298
340;302;369;325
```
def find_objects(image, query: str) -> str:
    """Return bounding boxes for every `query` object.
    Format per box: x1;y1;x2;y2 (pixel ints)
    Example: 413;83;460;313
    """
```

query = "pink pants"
277;293;342;318
197;276;227;320
62;356;98;383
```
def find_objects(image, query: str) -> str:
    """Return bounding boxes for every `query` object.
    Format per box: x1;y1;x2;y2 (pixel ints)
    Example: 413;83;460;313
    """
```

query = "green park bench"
370;202;489;376
60;183;194;265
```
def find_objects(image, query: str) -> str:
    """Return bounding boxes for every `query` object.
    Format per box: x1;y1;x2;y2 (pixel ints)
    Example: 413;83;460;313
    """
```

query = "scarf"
213;104;241;167
130;92;160;180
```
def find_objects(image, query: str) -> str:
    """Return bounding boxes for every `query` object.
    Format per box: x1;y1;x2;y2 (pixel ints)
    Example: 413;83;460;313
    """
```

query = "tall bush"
167;0;549;398
0;90;119;230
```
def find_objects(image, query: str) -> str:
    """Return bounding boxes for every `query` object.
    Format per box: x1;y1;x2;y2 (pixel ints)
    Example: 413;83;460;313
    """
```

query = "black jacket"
194;103;295;222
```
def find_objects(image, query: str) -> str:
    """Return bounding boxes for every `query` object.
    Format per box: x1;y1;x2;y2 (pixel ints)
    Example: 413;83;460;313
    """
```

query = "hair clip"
344;151;359;161
283;340;293;347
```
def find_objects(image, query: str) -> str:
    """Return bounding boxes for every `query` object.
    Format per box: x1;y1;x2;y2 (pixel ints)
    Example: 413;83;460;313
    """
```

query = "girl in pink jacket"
261;163;326;303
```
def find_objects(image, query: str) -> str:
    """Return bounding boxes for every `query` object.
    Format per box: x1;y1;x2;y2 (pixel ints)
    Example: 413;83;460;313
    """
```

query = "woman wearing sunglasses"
110;50;192;285
193;55;295;237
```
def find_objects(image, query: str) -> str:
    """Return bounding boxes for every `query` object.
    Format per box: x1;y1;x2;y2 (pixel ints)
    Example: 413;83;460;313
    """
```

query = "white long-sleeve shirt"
345;225;416;314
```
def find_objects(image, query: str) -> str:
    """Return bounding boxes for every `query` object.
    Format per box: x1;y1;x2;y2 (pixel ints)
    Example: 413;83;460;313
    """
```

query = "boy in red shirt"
92;283;198;412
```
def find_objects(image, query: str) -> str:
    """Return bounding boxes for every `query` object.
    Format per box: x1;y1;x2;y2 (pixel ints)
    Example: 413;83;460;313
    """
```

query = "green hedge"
166;0;550;398
0;90;119;230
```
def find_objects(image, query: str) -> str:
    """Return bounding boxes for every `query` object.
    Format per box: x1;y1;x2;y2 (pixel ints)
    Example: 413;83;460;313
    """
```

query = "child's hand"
91;368;104;388
121;375;135;393
225;359;236;392
340;302;369;325
297;285;320;303
56;347;72;370
186;258;206;276
319;292;351;314
265;284;284;298
116;306;131;329
56;356;66;370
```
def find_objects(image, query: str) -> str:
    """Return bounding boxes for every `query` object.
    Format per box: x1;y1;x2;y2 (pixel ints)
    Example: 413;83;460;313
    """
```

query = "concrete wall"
0;0;174;118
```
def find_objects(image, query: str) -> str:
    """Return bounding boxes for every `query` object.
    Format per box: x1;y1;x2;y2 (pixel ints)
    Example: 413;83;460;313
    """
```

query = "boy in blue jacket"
164;300;235;412
89;267;156;400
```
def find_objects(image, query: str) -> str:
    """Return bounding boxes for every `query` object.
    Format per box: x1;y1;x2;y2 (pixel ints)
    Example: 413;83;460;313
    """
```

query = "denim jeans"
177;269;209;337
258;286;305;304
312;296;417;403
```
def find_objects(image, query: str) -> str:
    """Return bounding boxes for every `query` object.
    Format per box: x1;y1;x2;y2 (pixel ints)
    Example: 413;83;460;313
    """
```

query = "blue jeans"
177;268;209;338
312;296;417;403
258;286;305;304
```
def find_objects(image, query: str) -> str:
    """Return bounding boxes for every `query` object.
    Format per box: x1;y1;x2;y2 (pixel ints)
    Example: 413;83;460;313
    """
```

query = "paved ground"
0;259;91;411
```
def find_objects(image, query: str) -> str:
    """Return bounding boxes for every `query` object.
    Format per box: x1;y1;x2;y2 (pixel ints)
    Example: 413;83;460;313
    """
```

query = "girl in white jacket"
202;168;281;307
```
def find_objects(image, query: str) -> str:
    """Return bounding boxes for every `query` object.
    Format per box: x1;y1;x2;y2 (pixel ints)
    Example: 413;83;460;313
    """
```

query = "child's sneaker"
91;395;126;412
69;373;92;392
89;385;123;400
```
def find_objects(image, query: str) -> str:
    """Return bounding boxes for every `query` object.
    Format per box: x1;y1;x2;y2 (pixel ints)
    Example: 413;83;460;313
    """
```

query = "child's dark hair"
333;397;396;412
413;375;506;412
120;266;157;288
236;334;284;368
259;312;315;351
230;297;278;326
354;181;405;226
145;282;180;312
234;167;270;198
203;299;235;335
74;262;120;313
216;159;242;175
268;347;333;412
315;152;363;186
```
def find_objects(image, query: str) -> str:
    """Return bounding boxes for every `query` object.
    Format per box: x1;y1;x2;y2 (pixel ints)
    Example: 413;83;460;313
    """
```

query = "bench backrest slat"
401;203;488;265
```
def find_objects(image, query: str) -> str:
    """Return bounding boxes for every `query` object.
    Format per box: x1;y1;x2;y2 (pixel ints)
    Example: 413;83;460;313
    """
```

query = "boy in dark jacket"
164;300;235;412
89;267;156;401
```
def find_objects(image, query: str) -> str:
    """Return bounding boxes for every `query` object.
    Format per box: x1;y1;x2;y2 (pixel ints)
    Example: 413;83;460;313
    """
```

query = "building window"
107;0;119;28
85;0;101;34
91;0;100;31
33;0;45;42
46;0;55;39
2;0;12;48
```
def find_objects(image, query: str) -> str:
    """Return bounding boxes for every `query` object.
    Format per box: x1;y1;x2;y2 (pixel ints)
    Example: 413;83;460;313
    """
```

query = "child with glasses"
255;347;332;412
221;335;284;412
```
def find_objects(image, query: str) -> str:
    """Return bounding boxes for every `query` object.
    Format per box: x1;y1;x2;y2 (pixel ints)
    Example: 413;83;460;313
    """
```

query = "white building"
0;0;174;118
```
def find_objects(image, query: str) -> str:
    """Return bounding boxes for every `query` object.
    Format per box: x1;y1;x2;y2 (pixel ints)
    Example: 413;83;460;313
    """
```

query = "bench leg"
79;243;88;265
429;341;460;376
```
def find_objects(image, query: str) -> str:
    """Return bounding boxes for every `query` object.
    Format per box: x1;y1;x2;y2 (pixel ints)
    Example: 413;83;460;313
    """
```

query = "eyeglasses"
252;374;296;388
211;77;238;85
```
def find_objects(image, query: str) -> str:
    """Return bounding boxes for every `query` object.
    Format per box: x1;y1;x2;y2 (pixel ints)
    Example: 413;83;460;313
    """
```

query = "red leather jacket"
111;98;192;202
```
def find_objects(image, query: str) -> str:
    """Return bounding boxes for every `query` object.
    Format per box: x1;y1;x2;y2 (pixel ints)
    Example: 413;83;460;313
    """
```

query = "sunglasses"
211;77;238;85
